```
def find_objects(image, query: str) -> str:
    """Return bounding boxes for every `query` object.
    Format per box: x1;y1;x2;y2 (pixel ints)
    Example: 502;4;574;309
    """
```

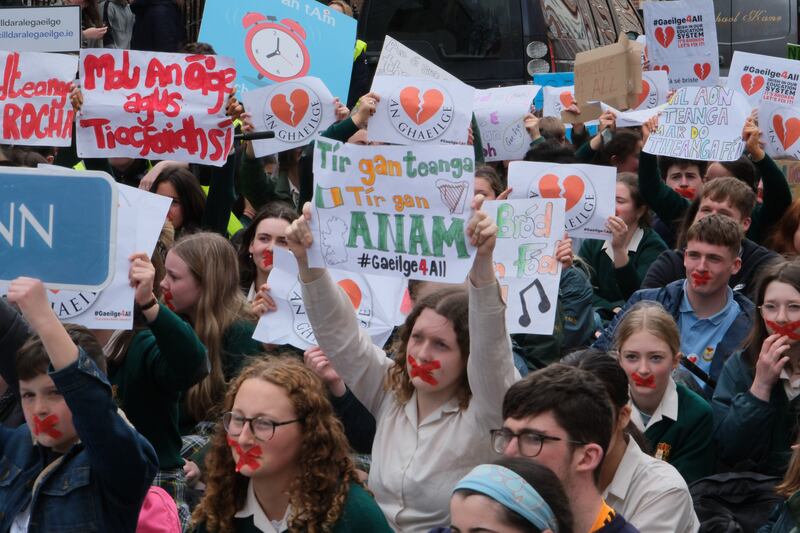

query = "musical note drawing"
518;278;551;327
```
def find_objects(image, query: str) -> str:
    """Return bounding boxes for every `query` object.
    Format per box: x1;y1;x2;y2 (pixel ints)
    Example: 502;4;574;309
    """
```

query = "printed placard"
253;247;402;350
0;167;117;291
633;70;669;111
532;72;573;110
473;85;540;162
375;35;457;81
759;101;800;160
728;51;800;108
643;86;749;161
367;75;474;145
484;198;565;335
644;0;719;87
541;85;575;118
0;6;80;52
308;137;476;282
242;76;336;157
0;51;77;146
507;161;615;240
198;0;356;100
76;49;236;166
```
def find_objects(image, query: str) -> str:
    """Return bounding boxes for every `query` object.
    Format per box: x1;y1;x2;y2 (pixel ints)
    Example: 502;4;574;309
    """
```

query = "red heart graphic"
687;355;698;364
270;89;310;127
773;114;800;150
559;91;574;108
539;174;585;211
337;279;362;309
694;63;711;81
740;73;765;96
653;65;670;74
654;26;675;48
635;79;651;108
400;87;445;125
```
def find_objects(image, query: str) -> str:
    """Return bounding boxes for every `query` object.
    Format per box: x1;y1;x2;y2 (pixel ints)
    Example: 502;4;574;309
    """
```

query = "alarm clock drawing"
242;13;311;82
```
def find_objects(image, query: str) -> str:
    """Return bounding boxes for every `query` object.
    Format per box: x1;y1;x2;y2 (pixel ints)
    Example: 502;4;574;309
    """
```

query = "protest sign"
0;6;80;52
367;75;474;145
483;198;565;335
308;137;476;281
198;0;355;101
643;0;719;87
633;70;669;111
542;85;575;119
0;167;117;290
603;103;668;128
532;72;573;110
242;76;336;157
76;49;237;166
759;101;800;160
473;85;540;162
728;51;800;108
253;247;402;350
643;86;749;161
0;51;77;147
375;36;457;81
507;161;615;240
571;35;643;113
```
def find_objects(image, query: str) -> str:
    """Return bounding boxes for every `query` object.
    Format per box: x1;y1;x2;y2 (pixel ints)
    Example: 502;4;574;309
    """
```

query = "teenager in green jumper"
191;358;391;533
614;302;714;483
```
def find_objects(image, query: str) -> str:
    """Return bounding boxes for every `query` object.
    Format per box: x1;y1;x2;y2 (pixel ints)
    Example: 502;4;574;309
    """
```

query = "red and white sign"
0;51;77;146
77;49;237;166
643;0;719;87
728;52;800;108
760;102;800;160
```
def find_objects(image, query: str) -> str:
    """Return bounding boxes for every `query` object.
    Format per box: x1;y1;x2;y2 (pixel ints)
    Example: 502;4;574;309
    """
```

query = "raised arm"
640;116;690;225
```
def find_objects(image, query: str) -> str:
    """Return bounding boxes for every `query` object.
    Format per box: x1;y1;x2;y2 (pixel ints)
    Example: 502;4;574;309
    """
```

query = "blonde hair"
777;443;800;498
173;232;254;422
191;357;362;533
613;302;680;358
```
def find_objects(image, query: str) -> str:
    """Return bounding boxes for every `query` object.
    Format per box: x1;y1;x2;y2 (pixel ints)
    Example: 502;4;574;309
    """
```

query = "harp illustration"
435;179;469;214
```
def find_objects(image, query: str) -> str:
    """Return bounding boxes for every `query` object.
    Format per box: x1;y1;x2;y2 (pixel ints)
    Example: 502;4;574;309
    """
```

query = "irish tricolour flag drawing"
315;185;345;208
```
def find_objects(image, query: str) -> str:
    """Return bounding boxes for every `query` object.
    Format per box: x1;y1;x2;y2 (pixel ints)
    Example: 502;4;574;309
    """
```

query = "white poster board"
375;36;458;81
759;101;800;160
728;51;800;108
473;85;541;162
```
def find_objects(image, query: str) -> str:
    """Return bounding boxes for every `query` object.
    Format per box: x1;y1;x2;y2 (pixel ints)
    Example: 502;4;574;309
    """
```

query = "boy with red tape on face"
0;278;157;532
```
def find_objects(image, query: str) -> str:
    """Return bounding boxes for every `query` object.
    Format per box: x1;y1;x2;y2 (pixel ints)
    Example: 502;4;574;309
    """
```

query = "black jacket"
130;0;184;53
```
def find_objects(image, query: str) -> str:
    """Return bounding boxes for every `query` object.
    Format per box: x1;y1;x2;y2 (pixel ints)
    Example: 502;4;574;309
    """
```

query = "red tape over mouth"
262;249;273;268
407;355;441;385
163;291;175;311
227;437;263;472
765;320;800;341
631;372;656;388
674;187;697;200
691;271;712;286
33;414;63;439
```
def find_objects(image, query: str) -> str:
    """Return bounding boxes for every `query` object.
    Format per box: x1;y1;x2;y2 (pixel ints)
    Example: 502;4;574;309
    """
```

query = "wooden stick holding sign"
562;35;643;124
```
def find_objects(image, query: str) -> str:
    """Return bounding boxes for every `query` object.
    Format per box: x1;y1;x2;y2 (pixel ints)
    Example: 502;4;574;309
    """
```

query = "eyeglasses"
490;428;587;458
222;412;303;441
759;302;800;320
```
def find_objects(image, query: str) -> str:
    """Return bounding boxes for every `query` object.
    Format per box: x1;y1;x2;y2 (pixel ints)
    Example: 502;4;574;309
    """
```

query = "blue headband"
453;464;559;533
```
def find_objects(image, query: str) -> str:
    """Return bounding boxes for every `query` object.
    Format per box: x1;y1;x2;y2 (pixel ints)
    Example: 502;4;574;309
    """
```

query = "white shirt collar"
604;437;645;502
781;369;800;401
602;227;644;262
630;377;679;432
235;480;291;533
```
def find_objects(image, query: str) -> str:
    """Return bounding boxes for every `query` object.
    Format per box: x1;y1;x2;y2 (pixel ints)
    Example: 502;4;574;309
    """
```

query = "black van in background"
357;0;798;88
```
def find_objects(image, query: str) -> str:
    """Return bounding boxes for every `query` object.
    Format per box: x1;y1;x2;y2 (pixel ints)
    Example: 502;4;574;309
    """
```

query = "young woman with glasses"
713;259;800;476
191;357;391;533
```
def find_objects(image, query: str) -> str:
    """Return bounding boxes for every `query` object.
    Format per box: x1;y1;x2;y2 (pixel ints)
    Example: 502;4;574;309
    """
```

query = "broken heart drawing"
654;26;675;48
537;173;585;211
270;89;310;127
399;87;445;125
740;73;765;96
772;113;800;150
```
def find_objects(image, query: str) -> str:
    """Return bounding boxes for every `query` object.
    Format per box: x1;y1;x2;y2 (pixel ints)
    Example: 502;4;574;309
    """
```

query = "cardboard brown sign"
562;35;643;124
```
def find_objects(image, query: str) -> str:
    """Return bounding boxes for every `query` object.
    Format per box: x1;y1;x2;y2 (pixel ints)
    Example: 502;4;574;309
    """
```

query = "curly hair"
386;286;471;409
191;357;362;533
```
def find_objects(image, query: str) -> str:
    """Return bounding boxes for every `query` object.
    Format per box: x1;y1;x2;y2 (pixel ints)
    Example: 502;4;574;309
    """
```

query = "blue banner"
0;168;117;290
533;72;574;110
198;0;357;101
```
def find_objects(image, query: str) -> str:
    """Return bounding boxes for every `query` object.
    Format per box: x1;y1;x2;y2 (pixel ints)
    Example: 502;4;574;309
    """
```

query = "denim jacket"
0;348;158;532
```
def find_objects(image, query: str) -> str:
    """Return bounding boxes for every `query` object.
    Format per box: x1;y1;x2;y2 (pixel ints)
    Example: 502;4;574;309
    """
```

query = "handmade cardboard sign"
76;49;237;166
0;6;81;52
198;0;356;101
643;0;719;87
253;247;402;350
728;51;800;108
642;86;749;161
569;35;643;116
0;167;117;290
308;137;476;281
0;51;77;146
483;198;565;335
242;76;336;157
759;101;800;160
473;85;540;162
367;75;474;145
507;161;615;240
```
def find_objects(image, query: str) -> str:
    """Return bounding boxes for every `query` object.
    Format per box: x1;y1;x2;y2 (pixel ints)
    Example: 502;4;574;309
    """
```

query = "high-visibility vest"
354;39;367;61
201;184;244;237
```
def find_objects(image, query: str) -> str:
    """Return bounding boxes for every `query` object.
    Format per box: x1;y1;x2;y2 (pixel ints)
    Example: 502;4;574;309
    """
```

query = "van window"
363;0;522;60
